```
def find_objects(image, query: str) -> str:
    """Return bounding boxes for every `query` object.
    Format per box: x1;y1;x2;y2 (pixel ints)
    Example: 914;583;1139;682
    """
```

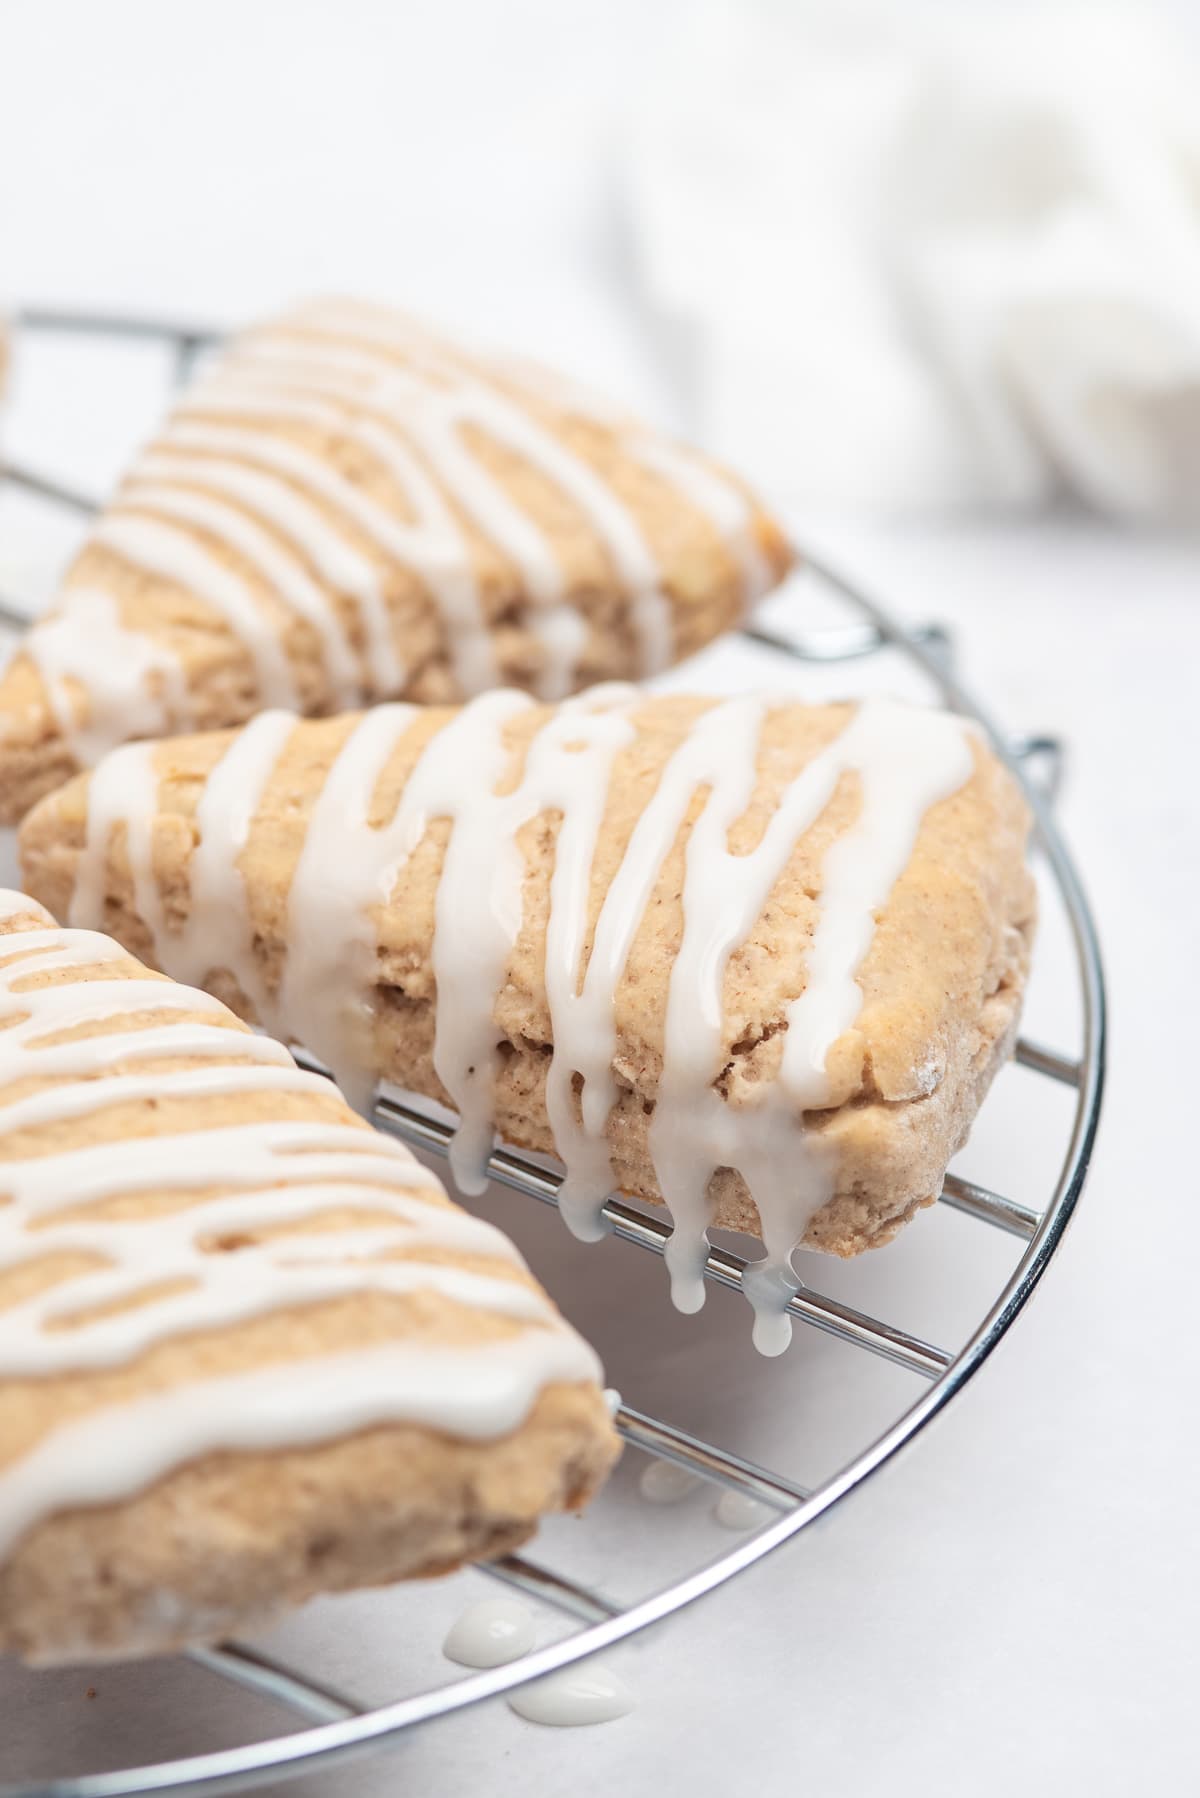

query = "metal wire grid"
0;309;1106;1798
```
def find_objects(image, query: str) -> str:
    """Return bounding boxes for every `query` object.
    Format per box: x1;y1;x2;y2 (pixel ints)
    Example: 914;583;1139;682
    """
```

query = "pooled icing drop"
443;1599;536;1669
508;1660;635;1727
638;1460;702;1505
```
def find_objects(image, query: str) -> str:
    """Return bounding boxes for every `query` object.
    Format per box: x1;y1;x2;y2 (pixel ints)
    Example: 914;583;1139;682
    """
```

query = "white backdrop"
0;5;1197;1795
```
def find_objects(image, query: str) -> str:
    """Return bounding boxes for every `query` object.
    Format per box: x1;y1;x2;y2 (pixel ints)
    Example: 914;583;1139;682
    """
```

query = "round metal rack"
0;308;1106;1798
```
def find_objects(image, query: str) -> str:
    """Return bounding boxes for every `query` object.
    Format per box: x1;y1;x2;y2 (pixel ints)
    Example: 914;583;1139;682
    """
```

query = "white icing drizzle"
23;301;778;765
288;296;774;612
174;708;296;1012
226;332;677;678
0;897;601;1560
648;696;974;1351
192;354;592;696
68;739;163;946
177;383;500;697
62;692;973;1352
68;712;296;1025
155;426;405;692
508;1661;635;1727
23;589;189;765
0;1334;598;1564
119;475;363;708
130;453;395;697
283;692;530;1157
280;686;639;1186
92;512;299;708
0;893;42;920
443;1598;536;1669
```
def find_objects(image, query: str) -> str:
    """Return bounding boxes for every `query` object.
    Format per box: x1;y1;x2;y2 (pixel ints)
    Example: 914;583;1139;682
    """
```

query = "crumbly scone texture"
0;298;793;823
21;694;1036;1260
0;900;616;1667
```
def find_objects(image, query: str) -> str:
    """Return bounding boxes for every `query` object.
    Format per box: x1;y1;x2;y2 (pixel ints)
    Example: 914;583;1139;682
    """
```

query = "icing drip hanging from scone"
22;298;774;770
60;691;974;1353
0;893;601;1557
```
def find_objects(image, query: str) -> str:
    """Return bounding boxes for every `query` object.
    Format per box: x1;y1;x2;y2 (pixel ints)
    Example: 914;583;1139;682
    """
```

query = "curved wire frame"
0;312;1106;1798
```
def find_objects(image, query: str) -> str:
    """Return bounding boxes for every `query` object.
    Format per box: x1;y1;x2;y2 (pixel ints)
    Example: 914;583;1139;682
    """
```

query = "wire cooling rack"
0;308;1106;1798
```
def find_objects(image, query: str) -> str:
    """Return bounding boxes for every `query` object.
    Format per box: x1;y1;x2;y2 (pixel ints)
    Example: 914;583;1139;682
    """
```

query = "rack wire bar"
1013;1038;1082;1086
938;1174;1039;1240
0;592;29;632
0;459;100;517
186;1647;363;1726
479;1556;620;1624
15;306;223;349
613;1405;807;1510
741;618;953;664
0;307;1105;1798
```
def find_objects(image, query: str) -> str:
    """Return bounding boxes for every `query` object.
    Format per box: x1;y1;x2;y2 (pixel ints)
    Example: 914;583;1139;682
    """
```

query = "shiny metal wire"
0;309;1106;1798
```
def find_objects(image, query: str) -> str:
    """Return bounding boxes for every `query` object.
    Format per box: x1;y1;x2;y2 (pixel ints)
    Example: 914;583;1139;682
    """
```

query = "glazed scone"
0;888;616;1666
20;689;1035;1352
0;295;792;822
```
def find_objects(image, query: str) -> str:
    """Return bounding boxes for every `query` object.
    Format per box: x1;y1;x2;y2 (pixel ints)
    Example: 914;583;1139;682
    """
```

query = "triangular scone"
0;890;616;1666
0;295;792;822
21;688;1036;1355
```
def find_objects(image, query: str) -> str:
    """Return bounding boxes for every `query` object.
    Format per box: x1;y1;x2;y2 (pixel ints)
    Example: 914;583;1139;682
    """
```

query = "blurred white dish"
629;0;1200;522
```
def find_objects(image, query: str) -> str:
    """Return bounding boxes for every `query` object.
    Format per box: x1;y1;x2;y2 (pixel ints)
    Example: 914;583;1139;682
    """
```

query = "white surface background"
0;4;1196;1794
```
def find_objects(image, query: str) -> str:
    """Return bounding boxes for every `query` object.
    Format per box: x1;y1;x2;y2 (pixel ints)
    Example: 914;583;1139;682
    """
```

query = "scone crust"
0;1383;612;1665
0;300;792;823
0;901;616;1666
20;695;1035;1261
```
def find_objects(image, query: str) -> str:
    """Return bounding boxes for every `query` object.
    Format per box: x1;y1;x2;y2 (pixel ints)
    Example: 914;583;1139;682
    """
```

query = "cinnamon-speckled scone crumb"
20;692;1035;1264
0;295;793;823
0;896;616;1666
2;1386;612;1666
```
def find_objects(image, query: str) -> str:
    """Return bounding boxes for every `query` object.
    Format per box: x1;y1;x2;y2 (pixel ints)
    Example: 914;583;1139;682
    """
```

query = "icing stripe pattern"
23;300;774;764
61;692;974;1354
0;891;599;1556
